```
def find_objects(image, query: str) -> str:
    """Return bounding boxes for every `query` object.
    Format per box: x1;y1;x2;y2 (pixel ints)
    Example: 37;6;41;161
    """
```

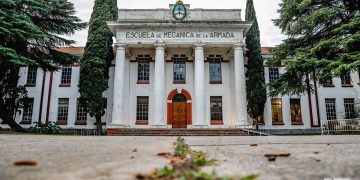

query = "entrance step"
107;128;253;136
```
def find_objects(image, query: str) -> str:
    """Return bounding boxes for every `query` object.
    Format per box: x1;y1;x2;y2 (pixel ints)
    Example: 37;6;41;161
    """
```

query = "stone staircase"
107;128;253;136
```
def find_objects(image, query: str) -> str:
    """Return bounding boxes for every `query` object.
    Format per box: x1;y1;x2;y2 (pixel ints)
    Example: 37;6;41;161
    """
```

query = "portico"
107;2;252;129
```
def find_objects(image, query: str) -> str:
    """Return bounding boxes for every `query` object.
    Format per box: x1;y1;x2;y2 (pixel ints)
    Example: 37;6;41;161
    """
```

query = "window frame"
137;55;151;84
210;96;223;125
20;98;34;124
344;98;355;119
57;98;69;125
268;67;279;83
75;99;88;125
173;55;187;84
341;71;352;87
136;96;149;125
271;98;283;125
290;99;303;125
325;98;337;120
209;56;222;84
60;66;72;87
26;66;37;87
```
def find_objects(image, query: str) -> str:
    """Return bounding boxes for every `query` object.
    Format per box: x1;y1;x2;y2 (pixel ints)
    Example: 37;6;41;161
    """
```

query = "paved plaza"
0;135;360;180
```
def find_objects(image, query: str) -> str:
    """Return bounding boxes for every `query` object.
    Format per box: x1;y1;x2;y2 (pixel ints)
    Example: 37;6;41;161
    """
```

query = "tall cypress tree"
245;0;267;124
79;0;118;135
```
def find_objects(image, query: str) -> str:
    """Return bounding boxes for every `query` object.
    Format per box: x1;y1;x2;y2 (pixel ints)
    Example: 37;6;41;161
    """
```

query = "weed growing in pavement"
136;137;259;180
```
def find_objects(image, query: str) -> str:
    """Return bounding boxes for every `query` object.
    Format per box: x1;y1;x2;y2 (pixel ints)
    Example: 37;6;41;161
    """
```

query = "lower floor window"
210;96;223;121
271;98;283;123
290;99;302;122
136;96;149;120
22;98;34;122
344;98;355;119
57;98;69;121
76;99;88;122
325;98;337;120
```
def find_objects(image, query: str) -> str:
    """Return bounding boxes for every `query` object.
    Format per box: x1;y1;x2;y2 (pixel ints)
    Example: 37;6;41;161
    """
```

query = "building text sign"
116;30;241;43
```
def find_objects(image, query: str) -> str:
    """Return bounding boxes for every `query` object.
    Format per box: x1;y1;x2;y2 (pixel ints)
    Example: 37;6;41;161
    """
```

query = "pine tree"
0;0;86;131
79;0;118;135
245;0;267;123
268;0;360;96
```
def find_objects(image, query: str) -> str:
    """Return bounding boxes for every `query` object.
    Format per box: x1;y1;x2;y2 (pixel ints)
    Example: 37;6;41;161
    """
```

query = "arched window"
172;94;187;102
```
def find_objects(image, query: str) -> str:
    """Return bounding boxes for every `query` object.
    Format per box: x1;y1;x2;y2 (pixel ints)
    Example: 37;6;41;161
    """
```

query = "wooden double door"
172;102;187;128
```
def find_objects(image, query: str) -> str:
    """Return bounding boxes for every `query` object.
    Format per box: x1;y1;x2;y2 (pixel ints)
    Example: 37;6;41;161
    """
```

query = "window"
209;56;222;83
341;72;351;85
322;78;334;87
60;66;72;85
325;98;337;120
271;98;283;124
57;98;69;124
268;67;279;82
210;97;223;123
76;99;87;124
136;96;149;121
26;66;37;86
290;99;302;124
344;98;355;119
137;56;150;83
21;98;34;123
173;55;186;83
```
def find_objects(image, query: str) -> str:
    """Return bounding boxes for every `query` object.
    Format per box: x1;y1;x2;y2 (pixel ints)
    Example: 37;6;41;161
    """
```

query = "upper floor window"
268;67;279;82
210;96;223;122
173;55;186;83
60;66;72;85
137;55;150;83
26;66;37;86
21;98;34;124
271;98;283;124
341;71;351;86
322;78;334;87
325;98;337;120
290;99;302;124
344;98;355;119
209;56;222;83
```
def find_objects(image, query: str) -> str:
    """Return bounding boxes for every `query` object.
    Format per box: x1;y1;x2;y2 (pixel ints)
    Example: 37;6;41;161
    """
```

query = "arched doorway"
167;89;192;128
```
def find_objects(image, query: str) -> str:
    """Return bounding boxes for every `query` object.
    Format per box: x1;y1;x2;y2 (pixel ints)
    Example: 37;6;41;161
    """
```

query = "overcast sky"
68;0;286;47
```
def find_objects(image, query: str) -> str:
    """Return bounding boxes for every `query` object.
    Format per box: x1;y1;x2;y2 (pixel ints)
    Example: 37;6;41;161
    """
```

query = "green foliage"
245;0;267;120
0;0;85;131
269;0;360;96
78;0;118;135
28;122;62;134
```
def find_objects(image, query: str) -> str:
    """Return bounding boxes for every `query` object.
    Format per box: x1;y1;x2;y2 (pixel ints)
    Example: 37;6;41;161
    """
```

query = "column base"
191;125;209;129
108;123;130;129
151;125;168;128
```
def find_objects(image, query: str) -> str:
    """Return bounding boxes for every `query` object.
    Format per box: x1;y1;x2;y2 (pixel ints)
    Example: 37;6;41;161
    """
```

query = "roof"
56;47;273;55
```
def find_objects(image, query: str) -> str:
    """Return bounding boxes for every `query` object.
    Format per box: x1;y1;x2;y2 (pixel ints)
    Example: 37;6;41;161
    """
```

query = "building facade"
1;2;360;132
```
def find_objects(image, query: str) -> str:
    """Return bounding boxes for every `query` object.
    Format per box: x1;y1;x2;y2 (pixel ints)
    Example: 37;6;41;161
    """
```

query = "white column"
193;43;207;127
111;44;128;127
234;43;249;127
153;43;167;127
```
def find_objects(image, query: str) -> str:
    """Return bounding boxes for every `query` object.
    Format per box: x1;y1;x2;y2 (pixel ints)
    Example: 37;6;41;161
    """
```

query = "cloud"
67;0;286;47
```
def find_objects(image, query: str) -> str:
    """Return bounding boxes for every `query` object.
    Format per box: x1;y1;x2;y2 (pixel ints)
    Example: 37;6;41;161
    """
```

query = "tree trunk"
95;114;103;136
0;100;25;132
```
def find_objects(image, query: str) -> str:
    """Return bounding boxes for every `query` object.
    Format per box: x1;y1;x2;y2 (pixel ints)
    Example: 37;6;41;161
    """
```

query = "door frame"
167;89;192;126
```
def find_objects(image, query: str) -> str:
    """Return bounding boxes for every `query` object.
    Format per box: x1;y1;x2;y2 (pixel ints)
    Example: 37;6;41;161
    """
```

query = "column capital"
193;43;206;50
233;43;246;50
154;42;166;49
115;43;126;50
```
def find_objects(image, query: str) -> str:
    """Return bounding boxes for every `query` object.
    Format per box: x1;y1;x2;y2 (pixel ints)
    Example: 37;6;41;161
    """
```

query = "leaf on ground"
132;148;137;152
158;152;172;156
249;144;258;146
264;153;291;158
13;160;37;166
240;174;260;180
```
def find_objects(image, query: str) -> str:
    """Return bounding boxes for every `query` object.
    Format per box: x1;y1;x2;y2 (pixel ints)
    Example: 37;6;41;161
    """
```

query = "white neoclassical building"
2;1;360;134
